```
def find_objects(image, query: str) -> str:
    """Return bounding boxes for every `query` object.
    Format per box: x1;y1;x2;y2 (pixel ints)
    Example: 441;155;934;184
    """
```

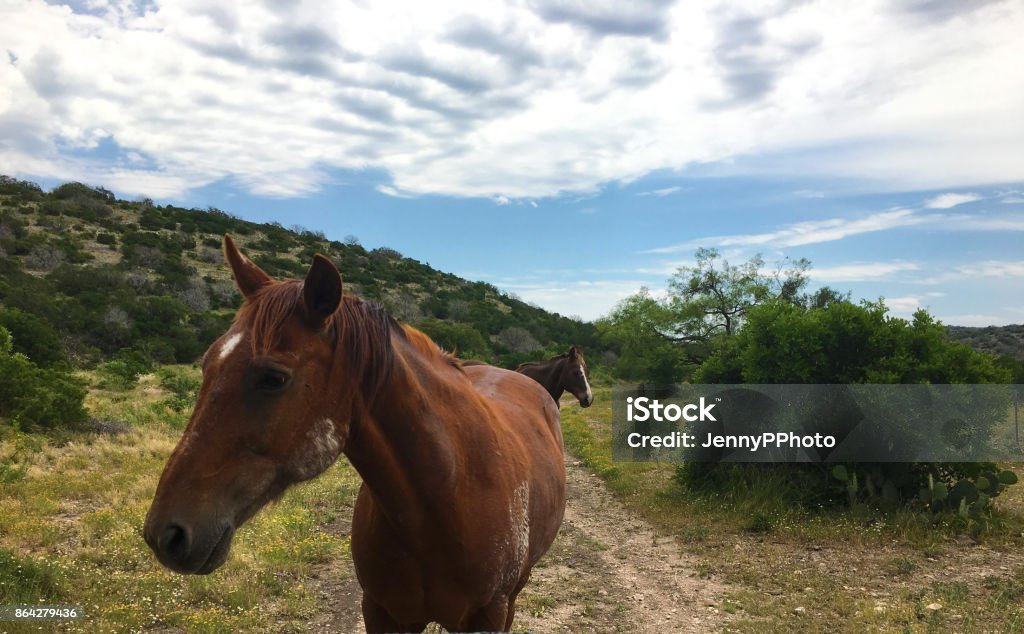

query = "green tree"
599;249;808;382
596;289;689;383
667;248;809;340
696;300;1007;385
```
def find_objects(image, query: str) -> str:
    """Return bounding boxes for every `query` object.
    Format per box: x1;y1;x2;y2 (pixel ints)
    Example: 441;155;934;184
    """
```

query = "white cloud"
957;261;1024;278
0;1;1019;199
637;186;683;197
947;214;1024;231
811;261;920;282
920;260;1024;284
925;192;983;209
644;208;925;253
884;295;922;315
376;185;415;198
494;278;659;320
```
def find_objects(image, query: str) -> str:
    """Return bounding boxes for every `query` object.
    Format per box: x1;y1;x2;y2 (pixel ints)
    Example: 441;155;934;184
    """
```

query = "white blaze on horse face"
580;361;593;404
219;332;243;361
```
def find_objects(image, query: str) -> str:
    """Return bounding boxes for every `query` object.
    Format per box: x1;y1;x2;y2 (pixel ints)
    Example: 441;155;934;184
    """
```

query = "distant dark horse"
516;347;593;408
144;236;566;633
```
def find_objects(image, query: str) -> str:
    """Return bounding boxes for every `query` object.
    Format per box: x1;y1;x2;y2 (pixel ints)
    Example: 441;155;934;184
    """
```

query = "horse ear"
568;346;578;358
303;254;343;325
224;234;272;298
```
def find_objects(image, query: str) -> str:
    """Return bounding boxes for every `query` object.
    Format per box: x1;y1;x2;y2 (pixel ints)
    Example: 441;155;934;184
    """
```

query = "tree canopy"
599;249;811;382
696;299;1010;385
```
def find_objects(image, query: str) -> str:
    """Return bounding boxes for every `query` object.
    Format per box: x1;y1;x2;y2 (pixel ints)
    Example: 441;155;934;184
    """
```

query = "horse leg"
361;594;427;634
503;594;518;631
464;596;510;633
504;575;530;630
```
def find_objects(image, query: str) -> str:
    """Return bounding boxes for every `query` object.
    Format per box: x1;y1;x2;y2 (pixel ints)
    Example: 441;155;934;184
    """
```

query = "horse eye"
255;369;290;392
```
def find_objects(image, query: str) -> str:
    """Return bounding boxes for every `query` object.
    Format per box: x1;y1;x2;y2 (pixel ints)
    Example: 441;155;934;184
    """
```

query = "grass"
561;387;1024;632
0;366;362;633
4;374;1024;632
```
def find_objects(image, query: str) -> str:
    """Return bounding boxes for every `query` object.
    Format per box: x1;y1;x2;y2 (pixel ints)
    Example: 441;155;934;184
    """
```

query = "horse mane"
516;353;569;372
401;324;463;371
235;281;458;393
236;281;395;392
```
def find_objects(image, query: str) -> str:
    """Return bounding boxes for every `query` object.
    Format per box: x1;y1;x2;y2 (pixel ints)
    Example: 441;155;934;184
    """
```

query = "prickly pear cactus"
831;462;1019;535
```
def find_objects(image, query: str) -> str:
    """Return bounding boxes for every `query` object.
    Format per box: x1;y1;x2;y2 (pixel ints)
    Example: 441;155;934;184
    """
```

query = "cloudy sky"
1;0;1022;324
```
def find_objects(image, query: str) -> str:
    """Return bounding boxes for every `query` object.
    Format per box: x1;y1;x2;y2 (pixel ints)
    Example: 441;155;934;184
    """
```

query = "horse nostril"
158;523;191;560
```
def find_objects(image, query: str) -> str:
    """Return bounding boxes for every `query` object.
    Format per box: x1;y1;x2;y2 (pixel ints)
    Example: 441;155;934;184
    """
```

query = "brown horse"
144;236;566;633
516;347;594;408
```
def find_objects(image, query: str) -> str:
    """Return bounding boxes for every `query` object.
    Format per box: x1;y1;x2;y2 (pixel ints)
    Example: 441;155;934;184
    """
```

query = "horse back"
466;364;563;448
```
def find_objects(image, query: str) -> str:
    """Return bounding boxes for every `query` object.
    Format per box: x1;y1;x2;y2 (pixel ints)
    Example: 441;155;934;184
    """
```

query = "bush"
157;366;201;412
0;307;65;368
96;349;154;390
682;299;1015;528
0;326;87;429
51;181;112;201
417;319;490;357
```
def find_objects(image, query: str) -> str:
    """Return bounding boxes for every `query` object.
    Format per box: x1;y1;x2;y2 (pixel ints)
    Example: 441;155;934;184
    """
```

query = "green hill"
0;175;600;371
947;324;1024;361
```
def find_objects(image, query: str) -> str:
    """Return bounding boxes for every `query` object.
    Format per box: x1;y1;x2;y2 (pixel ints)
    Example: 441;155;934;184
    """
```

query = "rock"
926;603;943;612
794;607;806;615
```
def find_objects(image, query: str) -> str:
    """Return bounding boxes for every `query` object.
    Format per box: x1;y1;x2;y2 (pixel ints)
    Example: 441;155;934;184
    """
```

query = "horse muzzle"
576;391;594;408
144;516;235;575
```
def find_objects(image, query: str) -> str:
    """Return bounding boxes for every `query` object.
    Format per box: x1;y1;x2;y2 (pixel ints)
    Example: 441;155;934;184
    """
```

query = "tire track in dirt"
306;455;730;633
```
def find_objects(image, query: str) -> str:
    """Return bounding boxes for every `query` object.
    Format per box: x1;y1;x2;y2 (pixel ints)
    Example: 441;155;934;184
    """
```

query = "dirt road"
307;455;731;633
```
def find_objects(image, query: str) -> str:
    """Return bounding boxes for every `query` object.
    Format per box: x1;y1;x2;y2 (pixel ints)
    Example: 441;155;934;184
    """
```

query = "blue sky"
2;0;1023;324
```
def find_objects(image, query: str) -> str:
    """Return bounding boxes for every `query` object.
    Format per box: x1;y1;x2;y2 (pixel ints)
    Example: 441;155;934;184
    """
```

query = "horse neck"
524;358;566;402
341;332;461;530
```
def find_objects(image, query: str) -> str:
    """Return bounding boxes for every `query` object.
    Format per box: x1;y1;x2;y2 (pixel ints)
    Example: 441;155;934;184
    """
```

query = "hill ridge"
0;175;599;369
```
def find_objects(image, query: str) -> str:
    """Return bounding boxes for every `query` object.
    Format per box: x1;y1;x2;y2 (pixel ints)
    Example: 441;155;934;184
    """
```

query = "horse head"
144;235;363;574
562;346;593;408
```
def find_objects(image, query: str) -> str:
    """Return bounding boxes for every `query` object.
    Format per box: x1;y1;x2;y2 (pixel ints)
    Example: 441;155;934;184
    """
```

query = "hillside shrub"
680;299;1015;532
417;318;490;358
0;326;87;429
96;349;154;390
157;366;201;412
0;307;66;368
51;182;112;201
0;176;44;201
